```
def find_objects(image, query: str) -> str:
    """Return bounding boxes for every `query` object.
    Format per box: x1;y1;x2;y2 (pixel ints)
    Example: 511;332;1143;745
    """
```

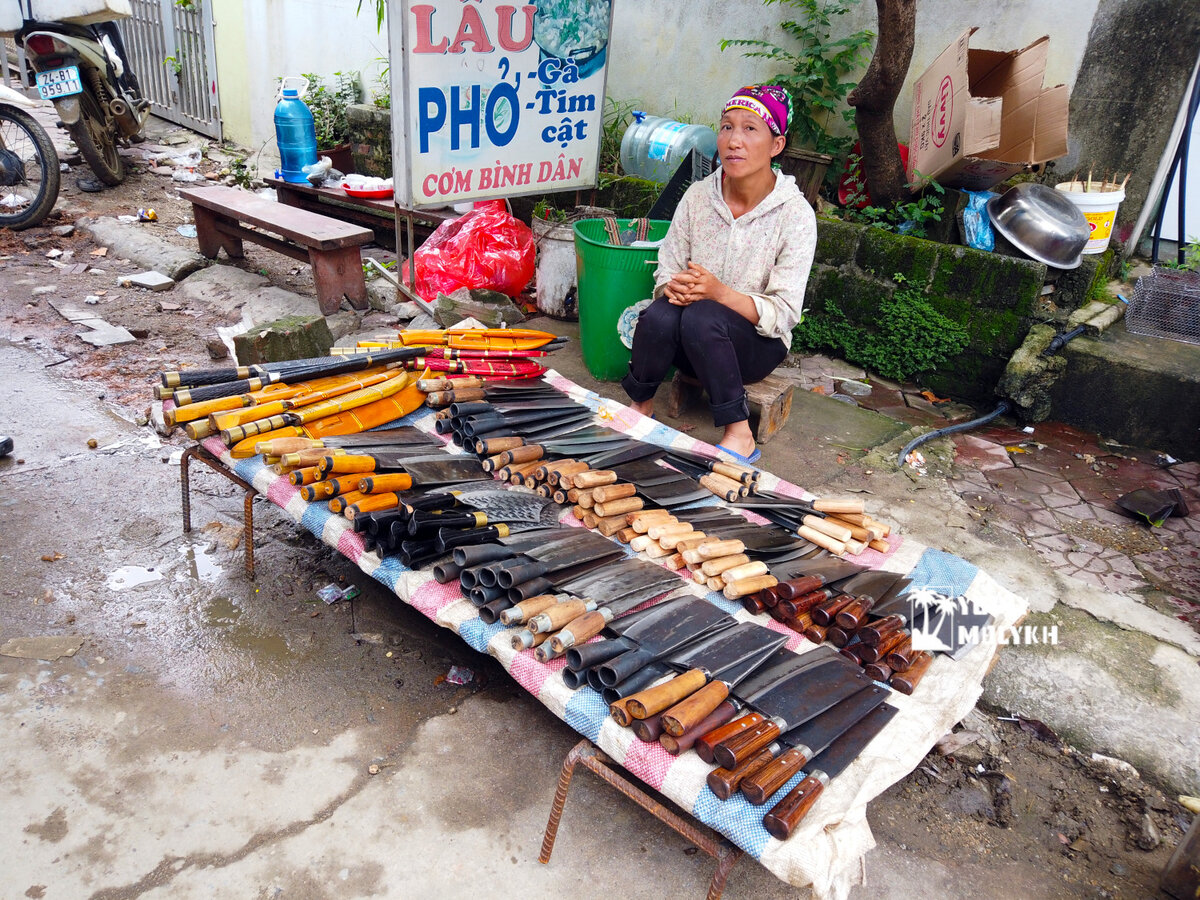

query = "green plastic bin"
573;218;671;381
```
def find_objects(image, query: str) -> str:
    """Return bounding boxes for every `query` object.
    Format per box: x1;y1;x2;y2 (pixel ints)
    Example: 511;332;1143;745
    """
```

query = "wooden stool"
663;371;794;443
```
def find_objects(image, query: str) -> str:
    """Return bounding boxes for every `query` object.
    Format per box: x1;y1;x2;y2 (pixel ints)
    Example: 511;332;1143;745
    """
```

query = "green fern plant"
721;0;874;158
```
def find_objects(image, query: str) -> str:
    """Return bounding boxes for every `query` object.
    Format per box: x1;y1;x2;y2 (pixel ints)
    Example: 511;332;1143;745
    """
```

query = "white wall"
220;0;389;149
604;0;1101;137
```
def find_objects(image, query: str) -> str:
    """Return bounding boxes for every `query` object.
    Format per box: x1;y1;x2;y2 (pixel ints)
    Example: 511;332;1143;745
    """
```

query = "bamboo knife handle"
571;469;618;489
797;525;847;555
813;498;865;515
592;496;644;518
721;560;769;583
592;482;637;504
801;514;853;543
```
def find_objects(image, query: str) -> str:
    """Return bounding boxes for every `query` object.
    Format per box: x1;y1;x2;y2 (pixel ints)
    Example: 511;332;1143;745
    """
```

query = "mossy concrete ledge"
347;103;393;179
233;315;334;366
809;219;1048;400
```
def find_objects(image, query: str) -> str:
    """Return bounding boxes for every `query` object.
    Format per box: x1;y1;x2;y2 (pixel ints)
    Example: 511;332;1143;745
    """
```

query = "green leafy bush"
841;167;946;238
301;72;362;148
721;0;874;158
792;277;970;381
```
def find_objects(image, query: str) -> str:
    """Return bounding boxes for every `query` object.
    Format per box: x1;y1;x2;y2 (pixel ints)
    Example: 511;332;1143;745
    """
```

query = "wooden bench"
665;371;795;443
178;185;373;316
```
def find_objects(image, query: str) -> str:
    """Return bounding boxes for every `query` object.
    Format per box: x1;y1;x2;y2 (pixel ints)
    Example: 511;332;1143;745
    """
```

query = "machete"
761;702;899;840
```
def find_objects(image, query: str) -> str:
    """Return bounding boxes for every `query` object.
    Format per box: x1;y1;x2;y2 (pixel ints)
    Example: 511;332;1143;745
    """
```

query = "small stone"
84;295;100;305
150;165;175;176
124;271;175;292
205;337;229;360
86;438;97;449
1137;813;1161;850
50;224;75;237
448;706;457;714
46;248;63;259
1110;862;1128;877
31;285;57;297
368;764;380;775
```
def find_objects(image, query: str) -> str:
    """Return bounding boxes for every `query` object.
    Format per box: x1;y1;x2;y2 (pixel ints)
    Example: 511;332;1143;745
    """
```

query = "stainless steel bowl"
987;182;1090;269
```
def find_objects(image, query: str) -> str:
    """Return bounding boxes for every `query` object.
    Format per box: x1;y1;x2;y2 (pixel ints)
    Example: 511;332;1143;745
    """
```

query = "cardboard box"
908;28;1069;191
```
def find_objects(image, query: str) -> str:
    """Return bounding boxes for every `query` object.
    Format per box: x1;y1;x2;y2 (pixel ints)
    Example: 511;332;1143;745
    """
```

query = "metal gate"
121;0;220;139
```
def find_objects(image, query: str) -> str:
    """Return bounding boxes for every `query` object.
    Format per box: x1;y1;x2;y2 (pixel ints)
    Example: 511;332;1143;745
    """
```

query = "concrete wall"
210;0;388;149
605;0;1100;134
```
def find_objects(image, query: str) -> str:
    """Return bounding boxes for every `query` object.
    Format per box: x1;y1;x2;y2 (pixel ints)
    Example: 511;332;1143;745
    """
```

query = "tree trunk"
847;0;917;207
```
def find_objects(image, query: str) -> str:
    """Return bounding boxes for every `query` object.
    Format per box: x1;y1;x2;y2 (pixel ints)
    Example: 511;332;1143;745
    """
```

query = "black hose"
897;400;1013;468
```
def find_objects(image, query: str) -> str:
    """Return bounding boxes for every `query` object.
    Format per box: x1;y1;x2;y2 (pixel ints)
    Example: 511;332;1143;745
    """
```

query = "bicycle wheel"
0;104;61;230
68;86;124;186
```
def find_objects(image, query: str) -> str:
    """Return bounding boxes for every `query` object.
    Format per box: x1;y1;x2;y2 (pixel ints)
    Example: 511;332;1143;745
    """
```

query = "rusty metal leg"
178;444;258;579
539;740;744;896
242;488;255;579
181;445;198;533
538;740;591;864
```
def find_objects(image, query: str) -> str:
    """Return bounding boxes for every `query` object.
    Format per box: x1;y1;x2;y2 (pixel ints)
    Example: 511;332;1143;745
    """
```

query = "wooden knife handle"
659;700;737;756
289;465;322;486
322;455;378;475
762;773;828;840
359;473;414;494
723;574;779;600
502;444;545;466
711;460;758;484
694;712;765;765
775;575;823;600
721;560;770;583
864;661;892;682
345;493;402;518
696;539;746;560
777;588;835;618
860;628;908;663
834;596;875;630
609;696;637;727
701;553;751;577
713;719;783;770
741;746;810;805
528;599;590;633
860;614;905;645
475;436;524;455
571;469;618;489
801;514;853;543
796;525;847;555
660;679;730;737
592;482;637;503
811;594;854;626
699;472;745;501
741;593;767;615
631;714;665;743
707;747;776;801
803;624;827;644
329;490;368;514
499;594;560;626
592;496;644;518
890;651;933;694
626;669;708;720
549;610;610;652
883;636;914;672
813;498;865;515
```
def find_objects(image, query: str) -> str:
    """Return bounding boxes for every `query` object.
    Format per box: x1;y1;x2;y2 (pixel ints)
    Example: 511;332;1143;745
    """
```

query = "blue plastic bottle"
275;85;318;184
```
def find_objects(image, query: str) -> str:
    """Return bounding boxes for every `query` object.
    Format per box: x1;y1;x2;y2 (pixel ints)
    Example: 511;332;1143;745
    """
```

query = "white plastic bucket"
1055;180;1125;253
532;217;577;319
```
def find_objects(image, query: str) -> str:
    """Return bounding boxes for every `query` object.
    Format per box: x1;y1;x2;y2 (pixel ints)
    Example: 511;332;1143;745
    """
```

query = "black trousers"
621;298;788;426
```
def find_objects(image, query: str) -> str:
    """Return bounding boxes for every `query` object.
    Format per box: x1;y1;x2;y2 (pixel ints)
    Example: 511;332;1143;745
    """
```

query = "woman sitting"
621;85;817;464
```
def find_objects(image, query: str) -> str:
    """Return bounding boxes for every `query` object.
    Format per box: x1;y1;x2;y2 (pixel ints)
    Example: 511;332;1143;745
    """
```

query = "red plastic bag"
405;200;535;304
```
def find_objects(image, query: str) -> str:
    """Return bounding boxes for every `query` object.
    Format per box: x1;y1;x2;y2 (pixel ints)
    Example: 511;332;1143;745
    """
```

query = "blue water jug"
620;111;718;184
275;80;318;184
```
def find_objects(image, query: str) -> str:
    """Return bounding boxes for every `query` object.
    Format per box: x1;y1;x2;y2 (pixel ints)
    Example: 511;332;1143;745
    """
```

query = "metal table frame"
180;443;258;578
540;740;744;899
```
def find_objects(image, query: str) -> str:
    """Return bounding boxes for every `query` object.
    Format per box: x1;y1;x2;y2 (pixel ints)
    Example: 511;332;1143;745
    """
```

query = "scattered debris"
120;271;175;292
446;665;474;685
50;224;75;238
40;552;64;562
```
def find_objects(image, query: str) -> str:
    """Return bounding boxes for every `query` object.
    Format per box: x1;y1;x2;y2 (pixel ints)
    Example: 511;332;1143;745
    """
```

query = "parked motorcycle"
18;14;148;186
0;84;60;229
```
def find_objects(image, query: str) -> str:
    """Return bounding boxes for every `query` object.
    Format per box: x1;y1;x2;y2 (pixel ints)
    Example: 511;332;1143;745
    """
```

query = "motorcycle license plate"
35;66;83;100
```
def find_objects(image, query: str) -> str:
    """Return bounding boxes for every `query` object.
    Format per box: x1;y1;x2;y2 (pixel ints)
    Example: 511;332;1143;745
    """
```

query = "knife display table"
168;369;1027;899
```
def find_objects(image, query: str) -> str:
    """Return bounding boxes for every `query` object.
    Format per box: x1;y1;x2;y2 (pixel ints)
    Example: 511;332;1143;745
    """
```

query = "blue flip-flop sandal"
716;443;762;465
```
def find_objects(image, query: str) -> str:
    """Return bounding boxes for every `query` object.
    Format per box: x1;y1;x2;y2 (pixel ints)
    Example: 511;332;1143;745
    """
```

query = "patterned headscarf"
723;85;792;137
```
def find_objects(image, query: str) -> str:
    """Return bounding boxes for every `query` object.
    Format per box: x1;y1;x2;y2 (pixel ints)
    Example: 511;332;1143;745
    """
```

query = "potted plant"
302;71;361;173
721;0;874;202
